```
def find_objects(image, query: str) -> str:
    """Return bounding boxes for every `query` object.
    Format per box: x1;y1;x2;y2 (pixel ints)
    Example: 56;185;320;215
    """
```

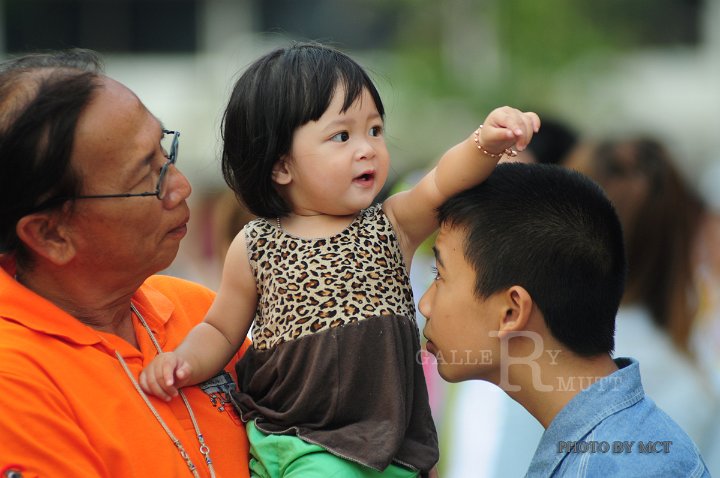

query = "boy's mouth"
425;340;437;356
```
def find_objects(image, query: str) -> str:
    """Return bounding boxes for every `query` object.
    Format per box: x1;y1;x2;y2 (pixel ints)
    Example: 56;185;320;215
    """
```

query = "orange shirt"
0;268;251;478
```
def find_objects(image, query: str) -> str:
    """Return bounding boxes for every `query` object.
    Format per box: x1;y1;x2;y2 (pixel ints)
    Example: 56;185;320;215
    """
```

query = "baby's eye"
431;266;440;280
369;125;383;137
331;131;350;142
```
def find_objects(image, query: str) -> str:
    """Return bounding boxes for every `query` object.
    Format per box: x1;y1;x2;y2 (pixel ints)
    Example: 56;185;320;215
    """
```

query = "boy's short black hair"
438;163;626;356
221;41;385;218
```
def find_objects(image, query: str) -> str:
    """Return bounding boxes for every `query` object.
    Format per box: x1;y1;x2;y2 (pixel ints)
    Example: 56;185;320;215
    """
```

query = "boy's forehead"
435;225;468;265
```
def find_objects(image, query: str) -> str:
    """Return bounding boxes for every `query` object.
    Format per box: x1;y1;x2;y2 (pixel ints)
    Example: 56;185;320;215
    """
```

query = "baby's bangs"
335;63;383;117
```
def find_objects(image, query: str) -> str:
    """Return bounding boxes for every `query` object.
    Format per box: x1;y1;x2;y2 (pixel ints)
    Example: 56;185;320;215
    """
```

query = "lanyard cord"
113;303;216;478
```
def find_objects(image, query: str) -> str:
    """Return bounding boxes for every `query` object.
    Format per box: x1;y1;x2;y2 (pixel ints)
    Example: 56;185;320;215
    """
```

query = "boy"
419;163;710;477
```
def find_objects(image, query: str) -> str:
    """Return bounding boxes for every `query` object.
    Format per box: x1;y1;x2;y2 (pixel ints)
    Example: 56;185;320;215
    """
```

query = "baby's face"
277;85;389;217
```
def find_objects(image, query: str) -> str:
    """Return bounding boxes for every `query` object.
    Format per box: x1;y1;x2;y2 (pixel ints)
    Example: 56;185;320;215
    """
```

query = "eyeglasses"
75;129;180;201
26;130;180;214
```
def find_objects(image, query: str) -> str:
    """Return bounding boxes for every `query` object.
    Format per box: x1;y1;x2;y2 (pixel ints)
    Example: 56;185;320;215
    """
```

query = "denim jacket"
525;358;711;477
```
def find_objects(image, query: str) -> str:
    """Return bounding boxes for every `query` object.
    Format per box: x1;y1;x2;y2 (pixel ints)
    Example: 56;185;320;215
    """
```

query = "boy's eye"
431;266;440;280
369;125;383;137
331;131;350;142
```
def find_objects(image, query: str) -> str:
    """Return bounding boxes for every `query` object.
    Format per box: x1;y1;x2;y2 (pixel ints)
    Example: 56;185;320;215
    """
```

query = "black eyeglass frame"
24;130;180;215
74;129;180;201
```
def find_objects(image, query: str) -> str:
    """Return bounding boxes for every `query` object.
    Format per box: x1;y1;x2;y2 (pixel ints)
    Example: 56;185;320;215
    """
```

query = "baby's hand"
139;351;193;401
479;107;540;156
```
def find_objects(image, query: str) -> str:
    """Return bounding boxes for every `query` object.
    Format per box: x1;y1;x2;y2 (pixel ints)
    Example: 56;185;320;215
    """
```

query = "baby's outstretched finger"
529;112;541;133
512;112;541;151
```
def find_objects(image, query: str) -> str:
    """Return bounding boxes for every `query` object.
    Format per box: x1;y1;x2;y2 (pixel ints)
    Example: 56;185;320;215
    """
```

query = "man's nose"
162;165;192;206
418;287;433;319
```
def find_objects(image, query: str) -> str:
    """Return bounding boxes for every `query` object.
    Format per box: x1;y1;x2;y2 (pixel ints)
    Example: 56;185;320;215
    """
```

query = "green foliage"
496;0;622;72
383;0;641;108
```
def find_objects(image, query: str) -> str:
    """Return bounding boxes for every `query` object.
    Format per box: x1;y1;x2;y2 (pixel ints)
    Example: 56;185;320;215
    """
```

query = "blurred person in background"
211;191;256;261
564;137;720;473
509;115;579;166
0;49;251;477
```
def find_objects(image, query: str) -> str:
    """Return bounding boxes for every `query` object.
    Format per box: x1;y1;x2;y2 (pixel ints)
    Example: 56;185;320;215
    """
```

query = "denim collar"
525;357;643;476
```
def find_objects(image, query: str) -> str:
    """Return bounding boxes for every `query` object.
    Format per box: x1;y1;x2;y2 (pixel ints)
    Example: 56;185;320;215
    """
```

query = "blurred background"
3;0;719;476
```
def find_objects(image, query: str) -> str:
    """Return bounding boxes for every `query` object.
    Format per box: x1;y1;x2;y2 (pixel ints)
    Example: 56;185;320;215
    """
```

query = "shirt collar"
0;266;103;346
526;357;643;476
0;266;175;351
130;281;175;348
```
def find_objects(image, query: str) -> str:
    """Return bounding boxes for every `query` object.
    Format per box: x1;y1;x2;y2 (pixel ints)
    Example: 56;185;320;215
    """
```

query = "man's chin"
437;366;465;383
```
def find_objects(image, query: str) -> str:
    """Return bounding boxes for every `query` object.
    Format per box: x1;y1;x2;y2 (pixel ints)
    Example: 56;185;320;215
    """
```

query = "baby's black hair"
221;42;385;218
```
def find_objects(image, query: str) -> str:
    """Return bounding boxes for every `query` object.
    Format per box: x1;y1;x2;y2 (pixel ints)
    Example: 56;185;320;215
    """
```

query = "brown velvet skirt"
232;314;439;472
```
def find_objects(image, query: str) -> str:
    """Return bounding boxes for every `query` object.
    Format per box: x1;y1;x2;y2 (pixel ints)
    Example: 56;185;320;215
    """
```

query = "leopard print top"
244;204;416;350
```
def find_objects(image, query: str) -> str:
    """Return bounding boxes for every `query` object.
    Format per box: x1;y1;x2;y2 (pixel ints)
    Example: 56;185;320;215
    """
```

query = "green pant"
246;421;419;478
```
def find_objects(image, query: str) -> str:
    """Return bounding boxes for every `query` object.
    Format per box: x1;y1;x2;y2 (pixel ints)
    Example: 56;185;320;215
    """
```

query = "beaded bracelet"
474;125;518;158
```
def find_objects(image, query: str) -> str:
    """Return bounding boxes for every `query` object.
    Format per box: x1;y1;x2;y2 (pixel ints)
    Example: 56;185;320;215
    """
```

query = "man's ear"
272;157;292;185
15;212;75;265
497;285;533;338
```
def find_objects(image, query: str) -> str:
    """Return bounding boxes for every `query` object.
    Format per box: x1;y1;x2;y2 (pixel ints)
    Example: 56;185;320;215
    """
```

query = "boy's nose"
418;288;432;319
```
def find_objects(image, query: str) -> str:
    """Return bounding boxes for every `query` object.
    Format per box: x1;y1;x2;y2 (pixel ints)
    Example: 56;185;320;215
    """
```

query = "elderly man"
0;49;250;477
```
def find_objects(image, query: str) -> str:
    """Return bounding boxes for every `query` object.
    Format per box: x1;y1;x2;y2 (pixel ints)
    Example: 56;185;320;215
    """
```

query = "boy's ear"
497;285;533;338
15;211;76;265
272;157;292;185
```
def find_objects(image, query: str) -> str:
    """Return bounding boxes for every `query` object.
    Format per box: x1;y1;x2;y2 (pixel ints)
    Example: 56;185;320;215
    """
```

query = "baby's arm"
139;231;258;401
384;107;540;259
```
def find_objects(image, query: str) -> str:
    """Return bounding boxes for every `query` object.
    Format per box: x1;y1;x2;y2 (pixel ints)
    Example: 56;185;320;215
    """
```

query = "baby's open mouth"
354;171;375;182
